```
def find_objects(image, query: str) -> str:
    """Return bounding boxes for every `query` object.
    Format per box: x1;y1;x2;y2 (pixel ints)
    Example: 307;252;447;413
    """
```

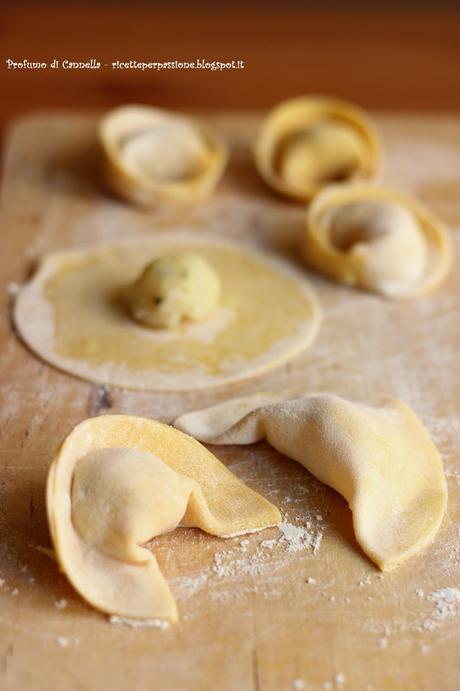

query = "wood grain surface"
0;111;460;691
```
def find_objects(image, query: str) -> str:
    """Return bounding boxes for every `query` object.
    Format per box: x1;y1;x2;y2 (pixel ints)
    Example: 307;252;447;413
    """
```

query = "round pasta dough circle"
14;234;322;391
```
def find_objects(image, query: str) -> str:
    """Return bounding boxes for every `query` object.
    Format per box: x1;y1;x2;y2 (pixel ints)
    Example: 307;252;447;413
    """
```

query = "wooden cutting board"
1;111;459;691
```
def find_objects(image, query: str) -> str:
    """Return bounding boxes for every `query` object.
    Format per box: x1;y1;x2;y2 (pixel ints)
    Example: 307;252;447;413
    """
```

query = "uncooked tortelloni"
175;392;447;571
99;105;228;208
304;184;452;298
46;415;280;621
254;96;381;201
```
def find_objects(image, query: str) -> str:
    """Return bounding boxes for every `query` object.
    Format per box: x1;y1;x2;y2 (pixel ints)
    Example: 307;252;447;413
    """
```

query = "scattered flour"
278;520;323;554
292;679;305;689
357;575;372;587
321;672;345;689
211;517;323;580
259;539;278;549
422;588;460;631
175;573;208;596
109;615;169;630
209;584;259;602
212;550;266;578
170;513;325;604
55;599;68;609
56;636;69;648
306;577;317;585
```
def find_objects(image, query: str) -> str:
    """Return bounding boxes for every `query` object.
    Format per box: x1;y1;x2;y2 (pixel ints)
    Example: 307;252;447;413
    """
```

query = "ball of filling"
125;252;221;329
279;122;364;194
121;120;208;182
326;200;427;295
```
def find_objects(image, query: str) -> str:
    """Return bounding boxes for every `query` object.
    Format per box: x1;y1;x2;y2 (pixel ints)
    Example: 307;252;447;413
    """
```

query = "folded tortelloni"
175;393;447;571
46;415;280;621
305;184;452;297
99;105;228;208
254;97;381;201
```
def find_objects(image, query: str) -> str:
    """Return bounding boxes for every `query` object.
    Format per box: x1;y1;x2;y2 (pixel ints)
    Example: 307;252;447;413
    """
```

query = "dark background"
1;0;460;130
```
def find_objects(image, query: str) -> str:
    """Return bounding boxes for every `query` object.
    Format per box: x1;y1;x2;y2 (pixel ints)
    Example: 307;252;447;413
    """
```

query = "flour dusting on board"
109;615;170;630
279;518;323;553
218;517;322;575
422;588;460;631
174;573;209;596
172;510;325;600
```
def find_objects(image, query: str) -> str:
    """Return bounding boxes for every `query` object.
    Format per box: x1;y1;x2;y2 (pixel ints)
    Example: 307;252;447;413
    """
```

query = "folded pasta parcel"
175;392;447;571
46;415;281;621
254;96;381;201
304;184;452;298
99;105;228;208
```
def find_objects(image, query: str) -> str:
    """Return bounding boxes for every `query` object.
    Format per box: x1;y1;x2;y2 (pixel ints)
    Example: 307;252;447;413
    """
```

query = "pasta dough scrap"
46;414;281;621
99;105;228;208
305;184;452;298
254;96;381;201
14;234;321;391
175;393;447;571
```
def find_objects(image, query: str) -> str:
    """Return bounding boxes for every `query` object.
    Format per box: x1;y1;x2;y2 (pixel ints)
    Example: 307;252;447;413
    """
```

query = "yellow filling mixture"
124;252;221;329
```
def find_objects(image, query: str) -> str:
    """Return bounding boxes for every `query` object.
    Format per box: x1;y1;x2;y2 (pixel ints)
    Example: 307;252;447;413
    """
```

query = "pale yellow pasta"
304;184;452;298
175;393;447;571
99;105;227;207
254;96;381;201
47;414;281;621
